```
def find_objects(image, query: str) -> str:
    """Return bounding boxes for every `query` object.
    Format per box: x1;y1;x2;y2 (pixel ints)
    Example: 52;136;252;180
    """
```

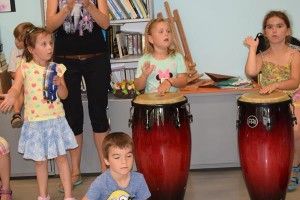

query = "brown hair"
13;22;35;42
262;10;292;48
144;18;177;56
23;27;53;62
102;132;134;160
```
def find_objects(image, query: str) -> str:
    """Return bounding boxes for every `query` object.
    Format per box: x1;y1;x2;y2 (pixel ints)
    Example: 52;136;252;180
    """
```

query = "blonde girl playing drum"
243;10;300;191
134;18;188;95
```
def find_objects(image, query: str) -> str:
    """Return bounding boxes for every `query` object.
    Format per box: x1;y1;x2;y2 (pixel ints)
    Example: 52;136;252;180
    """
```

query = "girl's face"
148;21;172;51
264;16;291;44
104;146;134;176
29;33;53;66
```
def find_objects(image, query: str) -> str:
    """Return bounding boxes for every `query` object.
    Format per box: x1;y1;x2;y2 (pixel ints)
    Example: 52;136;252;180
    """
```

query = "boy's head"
102;132;134;172
13;22;35;50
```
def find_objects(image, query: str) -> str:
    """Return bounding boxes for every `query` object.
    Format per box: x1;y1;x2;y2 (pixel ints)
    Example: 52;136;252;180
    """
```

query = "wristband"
165;79;172;86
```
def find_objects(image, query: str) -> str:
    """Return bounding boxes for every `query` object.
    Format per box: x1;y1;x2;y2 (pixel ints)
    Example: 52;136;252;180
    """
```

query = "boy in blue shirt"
83;132;151;200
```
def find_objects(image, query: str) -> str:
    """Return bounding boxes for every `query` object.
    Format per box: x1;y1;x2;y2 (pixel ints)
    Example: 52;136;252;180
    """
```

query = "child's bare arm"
134;61;153;90
244;36;262;77
54;75;68;100
0;67;23;112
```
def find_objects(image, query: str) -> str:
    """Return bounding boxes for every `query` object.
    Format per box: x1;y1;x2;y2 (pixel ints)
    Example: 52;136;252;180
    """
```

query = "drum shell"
237;99;294;200
131;98;191;200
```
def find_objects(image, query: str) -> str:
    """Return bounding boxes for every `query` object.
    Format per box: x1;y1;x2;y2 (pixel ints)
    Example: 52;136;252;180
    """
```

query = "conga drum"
129;93;192;200
237;91;296;200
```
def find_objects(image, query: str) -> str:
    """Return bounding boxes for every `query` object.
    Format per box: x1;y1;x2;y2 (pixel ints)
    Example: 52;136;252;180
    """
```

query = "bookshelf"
108;0;153;64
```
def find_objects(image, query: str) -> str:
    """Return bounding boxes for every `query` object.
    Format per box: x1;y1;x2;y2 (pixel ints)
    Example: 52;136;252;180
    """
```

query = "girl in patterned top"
135;18;188;95
243;10;300;191
0;27;78;200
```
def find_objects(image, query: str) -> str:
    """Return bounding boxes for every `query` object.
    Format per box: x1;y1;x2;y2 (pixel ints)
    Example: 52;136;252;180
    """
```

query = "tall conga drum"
129;93;192;200
236;91;295;200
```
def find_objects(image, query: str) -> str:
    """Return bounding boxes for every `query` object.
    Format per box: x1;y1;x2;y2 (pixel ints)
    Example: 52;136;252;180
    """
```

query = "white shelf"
111;54;142;63
110;18;152;25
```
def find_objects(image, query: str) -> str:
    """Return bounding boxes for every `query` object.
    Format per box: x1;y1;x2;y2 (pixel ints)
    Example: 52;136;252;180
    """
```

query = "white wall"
1;0;300;78
0;0;43;59
154;0;300;78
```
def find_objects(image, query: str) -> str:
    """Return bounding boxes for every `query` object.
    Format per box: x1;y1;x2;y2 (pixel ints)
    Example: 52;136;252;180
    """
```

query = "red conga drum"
129;93;192;200
237;91;295;200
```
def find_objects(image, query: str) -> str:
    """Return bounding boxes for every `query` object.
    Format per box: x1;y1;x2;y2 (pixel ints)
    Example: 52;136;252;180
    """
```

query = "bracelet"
165;79;172;86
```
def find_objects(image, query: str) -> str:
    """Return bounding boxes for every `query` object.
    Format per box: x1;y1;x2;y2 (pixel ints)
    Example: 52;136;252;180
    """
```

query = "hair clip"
26;27;37;34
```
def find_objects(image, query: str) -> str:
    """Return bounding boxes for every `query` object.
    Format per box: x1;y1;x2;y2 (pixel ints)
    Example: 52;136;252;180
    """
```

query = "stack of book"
107;0;150;20
105;26;144;59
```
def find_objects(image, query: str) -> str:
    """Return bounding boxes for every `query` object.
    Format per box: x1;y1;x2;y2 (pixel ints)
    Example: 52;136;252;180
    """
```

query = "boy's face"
104;146;134;176
15;37;24;50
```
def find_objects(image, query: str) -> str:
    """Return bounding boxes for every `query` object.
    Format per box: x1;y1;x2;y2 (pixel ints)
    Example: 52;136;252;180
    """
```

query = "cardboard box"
0;64;12;94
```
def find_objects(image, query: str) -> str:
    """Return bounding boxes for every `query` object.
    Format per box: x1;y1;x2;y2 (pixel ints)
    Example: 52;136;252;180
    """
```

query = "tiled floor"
8;168;300;200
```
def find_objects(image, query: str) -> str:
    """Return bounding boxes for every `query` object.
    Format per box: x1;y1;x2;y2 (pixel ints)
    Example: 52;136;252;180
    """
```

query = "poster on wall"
0;0;16;12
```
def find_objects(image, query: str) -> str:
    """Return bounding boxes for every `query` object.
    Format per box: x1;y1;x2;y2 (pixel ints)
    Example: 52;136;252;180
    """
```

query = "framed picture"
0;0;16;12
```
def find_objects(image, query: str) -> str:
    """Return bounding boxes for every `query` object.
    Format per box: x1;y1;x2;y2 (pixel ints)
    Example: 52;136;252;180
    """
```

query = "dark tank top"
54;0;107;56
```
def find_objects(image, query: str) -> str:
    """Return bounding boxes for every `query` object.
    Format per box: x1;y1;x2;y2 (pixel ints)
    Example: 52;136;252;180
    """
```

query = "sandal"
288;164;300;191
37;194;50;200
58;174;83;193
11;112;23;128
0;188;12;200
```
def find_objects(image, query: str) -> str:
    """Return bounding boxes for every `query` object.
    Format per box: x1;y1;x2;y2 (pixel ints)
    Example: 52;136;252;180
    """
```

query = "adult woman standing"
46;0;111;191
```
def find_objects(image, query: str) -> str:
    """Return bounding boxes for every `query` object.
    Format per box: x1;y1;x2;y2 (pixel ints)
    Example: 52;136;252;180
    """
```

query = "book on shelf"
131;0;143;19
114;0;131;19
107;0;120;20
111;63;125;84
108;0;123;20
112;0;129;19
120;0;134;19
128;0;141;19
116;31;144;57
135;0;148;18
106;26;121;58
123;0;137;19
116;31;129;58
144;0;151;18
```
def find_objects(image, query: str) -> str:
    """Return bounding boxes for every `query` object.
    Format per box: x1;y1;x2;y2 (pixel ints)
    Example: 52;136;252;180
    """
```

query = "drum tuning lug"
189;114;193;123
129;106;134;128
292;116;297;126
266;123;272;131
236;119;240;128
174;108;181;128
145;123;151;131
128;119;132;128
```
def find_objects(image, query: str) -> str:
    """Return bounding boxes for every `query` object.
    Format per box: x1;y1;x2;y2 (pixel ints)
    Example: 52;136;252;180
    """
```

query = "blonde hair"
144;18;177;56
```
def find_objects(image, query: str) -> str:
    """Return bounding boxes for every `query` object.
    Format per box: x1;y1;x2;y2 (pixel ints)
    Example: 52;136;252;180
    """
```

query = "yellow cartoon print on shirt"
107;190;134;200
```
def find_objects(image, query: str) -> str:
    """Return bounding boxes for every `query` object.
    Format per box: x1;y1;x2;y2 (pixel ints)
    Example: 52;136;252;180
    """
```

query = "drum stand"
157;1;204;90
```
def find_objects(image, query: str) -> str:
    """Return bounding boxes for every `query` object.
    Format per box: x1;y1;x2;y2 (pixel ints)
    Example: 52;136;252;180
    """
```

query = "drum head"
239;91;290;103
133;93;186;105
